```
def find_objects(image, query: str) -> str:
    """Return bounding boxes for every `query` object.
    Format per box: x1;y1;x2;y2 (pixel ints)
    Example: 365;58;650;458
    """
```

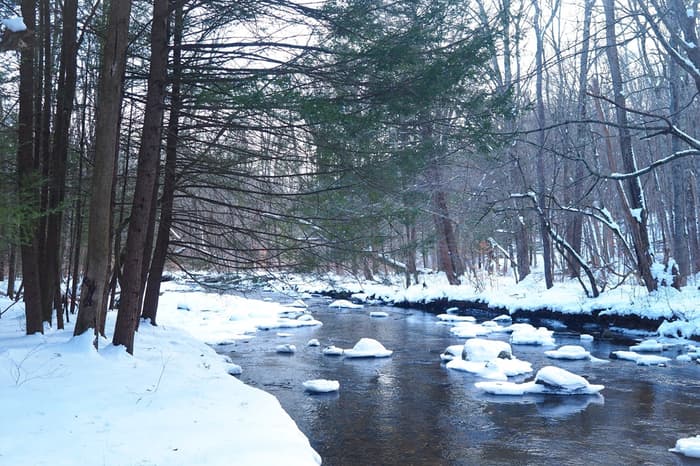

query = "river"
218;295;700;465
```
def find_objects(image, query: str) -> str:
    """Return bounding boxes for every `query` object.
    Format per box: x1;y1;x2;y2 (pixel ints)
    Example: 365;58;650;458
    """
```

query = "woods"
2;0;700;352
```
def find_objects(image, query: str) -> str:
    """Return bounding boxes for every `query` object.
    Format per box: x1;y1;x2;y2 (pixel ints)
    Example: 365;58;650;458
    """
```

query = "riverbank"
0;286;321;466
271;270;700;340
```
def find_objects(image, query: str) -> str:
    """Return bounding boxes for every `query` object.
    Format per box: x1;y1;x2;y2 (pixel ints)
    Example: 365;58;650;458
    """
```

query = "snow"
0;290;321;466
322;345;344;356
544;345;592;360
440;344;464;362
437;313;476;322
445;338;532;379
629;339;664;352
2;16;26;32
670;435;700;458
611;350;670;366
510;325;556;346
328;299;363;309
475;366;604;396
343;337;393;358
369;311;389;318
276;343;297;354
307;338;321;347
303;379;340;393
450;322;495;338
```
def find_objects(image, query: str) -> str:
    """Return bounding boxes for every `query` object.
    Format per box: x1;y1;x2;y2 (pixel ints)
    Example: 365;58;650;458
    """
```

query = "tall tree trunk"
143;60;180;323
602;0;657;292
533;0;554;289
567;0;593;279
17;0;43;335
45;0;79;329
114;0;170;353
75;0;133;338
669;47;690;287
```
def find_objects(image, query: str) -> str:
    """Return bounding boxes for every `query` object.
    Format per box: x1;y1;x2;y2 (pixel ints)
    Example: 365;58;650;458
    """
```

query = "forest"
1;0;699;354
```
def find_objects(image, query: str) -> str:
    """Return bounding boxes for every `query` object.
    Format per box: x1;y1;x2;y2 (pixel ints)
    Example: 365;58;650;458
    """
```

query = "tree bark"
602;0;657;292
75;0;133;338
17;0;43;335
114;0;170;353
141;1;183;325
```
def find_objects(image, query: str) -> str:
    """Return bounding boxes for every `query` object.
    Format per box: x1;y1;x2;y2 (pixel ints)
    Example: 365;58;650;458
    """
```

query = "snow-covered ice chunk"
370;311;389;318
344;338;392;358
670;435;700;458
307;338;321;347
322;345;344;356
303;379;340;393
580;334;594;342
629;339;664;352
2;17;27;32
510;326;555;346
275;344;296;354
545;345;591;360
329;299;364;309
475;366;604;396
610;350;670;366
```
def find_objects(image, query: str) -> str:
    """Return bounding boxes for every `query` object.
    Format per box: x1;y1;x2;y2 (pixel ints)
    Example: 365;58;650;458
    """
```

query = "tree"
114;0;170;353
75;0;133;338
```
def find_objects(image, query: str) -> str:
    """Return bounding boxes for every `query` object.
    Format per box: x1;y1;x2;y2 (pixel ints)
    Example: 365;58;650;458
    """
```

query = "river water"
219;296;700;466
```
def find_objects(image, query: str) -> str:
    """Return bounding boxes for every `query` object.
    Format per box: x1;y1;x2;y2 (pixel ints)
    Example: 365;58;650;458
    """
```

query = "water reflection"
223;299;700;466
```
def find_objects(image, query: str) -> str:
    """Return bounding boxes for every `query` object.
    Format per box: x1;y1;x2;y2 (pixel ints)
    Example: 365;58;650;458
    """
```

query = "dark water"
220;297;700;466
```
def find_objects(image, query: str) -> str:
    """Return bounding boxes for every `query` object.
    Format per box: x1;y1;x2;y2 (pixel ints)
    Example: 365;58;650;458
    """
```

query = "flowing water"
219;296;700;466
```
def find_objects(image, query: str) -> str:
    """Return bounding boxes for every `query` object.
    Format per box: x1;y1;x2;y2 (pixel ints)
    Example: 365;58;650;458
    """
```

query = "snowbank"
0;292;321;466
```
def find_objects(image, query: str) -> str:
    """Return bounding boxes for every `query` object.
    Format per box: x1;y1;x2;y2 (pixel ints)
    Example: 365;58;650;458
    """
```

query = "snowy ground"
273;269;700;339
0;283;321;466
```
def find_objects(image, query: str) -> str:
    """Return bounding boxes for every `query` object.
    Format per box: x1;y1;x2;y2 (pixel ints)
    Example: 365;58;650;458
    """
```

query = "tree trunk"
669;48;690;287
114;0;169;353
17;0;43;335
45;0;79;329
603;0;657;292
75;0;133;338
566;0;593;279
533;0;553;289
141;20;183;323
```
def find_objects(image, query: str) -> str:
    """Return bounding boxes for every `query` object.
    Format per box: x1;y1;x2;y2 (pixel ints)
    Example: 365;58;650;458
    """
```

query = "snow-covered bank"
274;270;700;339
0;288;321;466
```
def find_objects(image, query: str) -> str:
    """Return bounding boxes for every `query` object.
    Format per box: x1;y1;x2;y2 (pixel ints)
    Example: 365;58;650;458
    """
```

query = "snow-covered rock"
440;344;464;362
629;339;663;352
275;344;296;354
475;366;604;395
370;311;389;318
328;299;363;309
445;338;531;378
307;338;321;347
344;338;393;358
227;363;243;375
322;345;344;356
450;322;494;338
580;334;594;342
510;325;555;346
545;345;591;360
303;379;340;393
610;350;670;366
670;435;700;459
437;314;476;322
463;338;512;362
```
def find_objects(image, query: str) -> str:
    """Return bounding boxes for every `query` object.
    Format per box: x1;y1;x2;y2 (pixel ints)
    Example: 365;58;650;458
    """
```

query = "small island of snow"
344;338;393;358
